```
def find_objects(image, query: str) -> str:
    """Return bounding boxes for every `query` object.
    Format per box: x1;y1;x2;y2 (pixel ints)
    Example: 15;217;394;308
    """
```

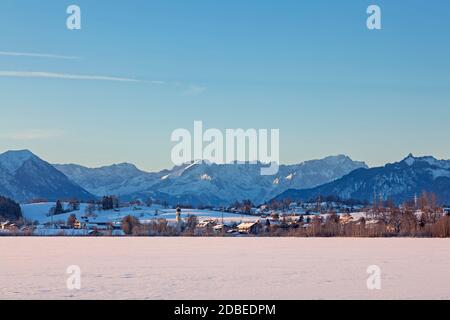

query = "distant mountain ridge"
9;149;450;206
0;150;94;203
273;154;450;205
55;155;368;206
53;162;161;197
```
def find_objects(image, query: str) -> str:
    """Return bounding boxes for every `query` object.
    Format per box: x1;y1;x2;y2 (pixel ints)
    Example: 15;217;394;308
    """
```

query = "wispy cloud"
0;51;204;90
0;51;81;60
0;70;204;92
0;71;158;83
184;85;207;96
0;129;63;141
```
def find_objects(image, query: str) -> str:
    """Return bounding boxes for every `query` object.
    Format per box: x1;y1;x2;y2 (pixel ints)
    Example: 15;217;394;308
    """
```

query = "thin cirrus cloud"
0;51;160;83
0;51;81;60
0;71;164;84
0;71;206;92
0;129;63;141
0;50;203;91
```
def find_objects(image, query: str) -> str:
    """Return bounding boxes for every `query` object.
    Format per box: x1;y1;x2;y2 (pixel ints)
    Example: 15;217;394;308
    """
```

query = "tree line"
0;196;22;222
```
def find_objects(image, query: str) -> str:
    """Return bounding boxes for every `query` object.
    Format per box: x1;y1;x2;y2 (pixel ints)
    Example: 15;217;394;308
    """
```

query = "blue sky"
0;0;449;171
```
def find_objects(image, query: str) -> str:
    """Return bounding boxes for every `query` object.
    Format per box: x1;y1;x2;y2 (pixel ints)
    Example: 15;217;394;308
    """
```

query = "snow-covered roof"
237;222;258;229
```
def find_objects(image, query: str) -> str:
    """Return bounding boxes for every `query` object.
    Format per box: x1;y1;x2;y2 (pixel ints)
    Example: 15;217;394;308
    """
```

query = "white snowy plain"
1;238;449;300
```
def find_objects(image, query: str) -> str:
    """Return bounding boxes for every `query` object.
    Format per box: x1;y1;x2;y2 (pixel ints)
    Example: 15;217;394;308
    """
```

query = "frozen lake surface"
1;238;449;300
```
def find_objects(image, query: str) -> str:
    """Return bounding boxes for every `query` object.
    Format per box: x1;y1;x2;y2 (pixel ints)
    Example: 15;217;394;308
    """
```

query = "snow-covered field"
1;238;449;300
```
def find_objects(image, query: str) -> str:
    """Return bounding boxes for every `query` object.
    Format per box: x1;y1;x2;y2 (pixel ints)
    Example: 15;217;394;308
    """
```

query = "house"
74;219;82;229
292;207;307;215
268;219;282;226
197;220;216;229
365;219;383;229
0;221;17;232
289;202;299;210
1;221;9;230
212;224;231;233
386;225;397;233
339;213;354;225
88;229;103;236
300;214;317;224
85;221;114;231
226;229;240;236
237;222;260;234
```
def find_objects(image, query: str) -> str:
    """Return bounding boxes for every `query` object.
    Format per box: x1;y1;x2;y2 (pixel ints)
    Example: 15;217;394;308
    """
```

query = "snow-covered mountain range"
0;150;93;202
4;149;450;206
52;162;161;197
5;149;450;206
273;154;450;204
54;155;367;206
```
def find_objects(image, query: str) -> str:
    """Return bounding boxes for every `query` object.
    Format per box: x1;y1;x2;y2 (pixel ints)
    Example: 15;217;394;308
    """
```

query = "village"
1;195;450;238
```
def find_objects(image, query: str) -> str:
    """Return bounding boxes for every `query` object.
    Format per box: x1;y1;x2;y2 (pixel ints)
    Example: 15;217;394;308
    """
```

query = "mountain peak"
275;154;450;205
108;162;149;175
0;149;94;202
1;149;35;157
403;153;416;166
0;149;38;174
112;162;140;170
115;162;135;167
401;154;446;168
